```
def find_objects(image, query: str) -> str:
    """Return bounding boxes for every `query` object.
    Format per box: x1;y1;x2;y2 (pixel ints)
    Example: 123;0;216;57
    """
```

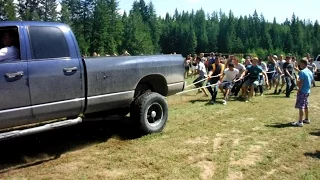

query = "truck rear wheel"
131;92;168;134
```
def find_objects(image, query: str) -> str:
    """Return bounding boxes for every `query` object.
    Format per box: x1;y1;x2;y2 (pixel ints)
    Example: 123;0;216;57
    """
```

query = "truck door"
26;25;84;121
0;25;33;129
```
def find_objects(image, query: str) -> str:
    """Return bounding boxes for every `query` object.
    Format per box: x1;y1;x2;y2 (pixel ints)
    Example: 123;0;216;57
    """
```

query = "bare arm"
276;66;282;74
239;70;248;79
219;64;225;81
297;79;302;92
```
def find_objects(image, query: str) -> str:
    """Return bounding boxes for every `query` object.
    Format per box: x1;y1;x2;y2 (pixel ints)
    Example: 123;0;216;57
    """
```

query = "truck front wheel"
131;92;168;134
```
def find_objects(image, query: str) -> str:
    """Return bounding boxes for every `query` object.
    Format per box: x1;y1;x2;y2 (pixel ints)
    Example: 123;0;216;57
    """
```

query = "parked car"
0;21;185;141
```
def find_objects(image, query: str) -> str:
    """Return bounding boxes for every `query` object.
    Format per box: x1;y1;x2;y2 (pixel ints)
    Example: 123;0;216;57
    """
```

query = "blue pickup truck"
0;21;185;140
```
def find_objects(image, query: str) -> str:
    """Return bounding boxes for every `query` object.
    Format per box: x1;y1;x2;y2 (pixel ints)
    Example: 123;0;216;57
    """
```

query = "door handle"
63;67;78;73
5;71;24;79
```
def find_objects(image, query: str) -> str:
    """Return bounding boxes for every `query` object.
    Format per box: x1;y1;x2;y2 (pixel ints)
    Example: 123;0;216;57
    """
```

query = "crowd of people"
184;52;317;127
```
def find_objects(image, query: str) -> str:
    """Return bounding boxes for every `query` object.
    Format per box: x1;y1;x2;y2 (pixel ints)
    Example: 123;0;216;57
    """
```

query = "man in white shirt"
219;63;239;105
193;57;209;96
231;57;245;97
0;30;19;61
274;55;286;94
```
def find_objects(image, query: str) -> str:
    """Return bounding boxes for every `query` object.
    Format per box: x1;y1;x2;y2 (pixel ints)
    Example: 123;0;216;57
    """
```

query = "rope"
185;74;220;88
177;74;250;95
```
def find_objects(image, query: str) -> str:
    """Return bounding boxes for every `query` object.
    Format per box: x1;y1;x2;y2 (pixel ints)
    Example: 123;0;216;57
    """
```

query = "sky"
117;0;319;23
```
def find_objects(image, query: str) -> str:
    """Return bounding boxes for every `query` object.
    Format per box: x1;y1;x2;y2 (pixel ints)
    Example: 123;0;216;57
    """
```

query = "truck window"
28;26;70;60
0;26;21;62
315;56;320;61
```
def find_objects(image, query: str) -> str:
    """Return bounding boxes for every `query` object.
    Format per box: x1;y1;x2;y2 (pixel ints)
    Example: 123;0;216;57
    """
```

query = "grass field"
0;78;319;180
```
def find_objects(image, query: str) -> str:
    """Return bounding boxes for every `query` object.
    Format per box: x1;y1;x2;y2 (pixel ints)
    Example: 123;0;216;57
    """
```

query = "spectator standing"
292;58;314;127
283;54;296;98
307;58;317;87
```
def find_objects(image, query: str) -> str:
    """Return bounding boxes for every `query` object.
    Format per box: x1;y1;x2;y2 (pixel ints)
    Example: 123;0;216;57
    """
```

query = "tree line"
1;0;320;58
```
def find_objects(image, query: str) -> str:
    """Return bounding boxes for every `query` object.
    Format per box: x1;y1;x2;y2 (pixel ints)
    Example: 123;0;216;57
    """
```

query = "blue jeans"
206;80;219;101
285;76;296;97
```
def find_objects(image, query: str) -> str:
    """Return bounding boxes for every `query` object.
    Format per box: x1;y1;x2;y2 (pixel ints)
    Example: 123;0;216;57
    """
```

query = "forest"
1;0;320;58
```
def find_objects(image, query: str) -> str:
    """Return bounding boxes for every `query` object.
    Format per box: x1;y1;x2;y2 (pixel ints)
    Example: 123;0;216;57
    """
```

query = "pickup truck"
0;21;185;141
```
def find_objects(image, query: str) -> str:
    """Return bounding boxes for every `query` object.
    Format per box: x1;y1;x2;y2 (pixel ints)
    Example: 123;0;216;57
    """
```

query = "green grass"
1;78;320;180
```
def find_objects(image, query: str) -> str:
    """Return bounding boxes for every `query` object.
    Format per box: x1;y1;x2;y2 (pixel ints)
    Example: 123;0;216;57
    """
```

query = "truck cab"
0;22;85;130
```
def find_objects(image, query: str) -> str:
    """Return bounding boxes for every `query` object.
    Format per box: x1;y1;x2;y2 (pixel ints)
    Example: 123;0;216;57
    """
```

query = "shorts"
243;78;258;87
253;80;260;88
257;75;264;86
193;76;205;88
295;92;309;109
192;65;197;71
277;75;286;83
185;66;189;71
267;72;275;80
220;81;233;89
274;73;280;79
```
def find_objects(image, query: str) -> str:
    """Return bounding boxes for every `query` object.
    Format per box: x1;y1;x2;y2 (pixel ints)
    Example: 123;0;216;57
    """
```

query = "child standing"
292;58;314;127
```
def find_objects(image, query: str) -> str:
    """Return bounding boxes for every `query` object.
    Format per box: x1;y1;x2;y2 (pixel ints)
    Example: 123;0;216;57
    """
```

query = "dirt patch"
231;130;242;134
252;126;263;131
55;161;87;172
100;169;125;178
188;152;209;163
185;136;209;145
227;170;243;180
280;165;294;173
232;138;241;146
213;137;222;152
230;145;263;166
196;161;215;180
267;169;276;175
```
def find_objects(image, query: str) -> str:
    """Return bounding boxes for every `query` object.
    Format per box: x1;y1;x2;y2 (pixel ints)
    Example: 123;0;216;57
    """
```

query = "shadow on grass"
0;115;142;174
310;130;320;136
263;93;289;98
265;123;293;128
189;99;209;104
304;151;320;159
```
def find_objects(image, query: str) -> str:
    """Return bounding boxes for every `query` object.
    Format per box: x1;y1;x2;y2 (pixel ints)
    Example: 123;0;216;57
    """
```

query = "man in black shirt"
283;54;296;97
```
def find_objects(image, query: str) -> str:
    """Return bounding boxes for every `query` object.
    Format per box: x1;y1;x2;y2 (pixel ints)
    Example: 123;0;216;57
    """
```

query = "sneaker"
292;121;303;127
222;100;227;105
303;119;311;124
273;90;277;94
260;93;264;96
209;100;215;105
278;89;282;95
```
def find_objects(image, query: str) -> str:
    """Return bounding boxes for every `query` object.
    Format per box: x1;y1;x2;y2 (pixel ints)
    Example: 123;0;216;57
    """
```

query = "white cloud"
118;9;124;16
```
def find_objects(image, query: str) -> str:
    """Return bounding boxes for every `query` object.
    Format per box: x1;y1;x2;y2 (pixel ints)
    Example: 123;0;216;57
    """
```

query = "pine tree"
40;0;58;21
260;14;273;50
60;0;71;24
147;1;161;53
194;9;208;53
124;10;154;55
18;0;42;21
91;0;108;55
0;0;16;21
104;0;123;55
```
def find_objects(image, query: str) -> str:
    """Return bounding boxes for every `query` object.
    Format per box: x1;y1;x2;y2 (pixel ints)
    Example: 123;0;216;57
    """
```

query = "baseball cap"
273;55;278;59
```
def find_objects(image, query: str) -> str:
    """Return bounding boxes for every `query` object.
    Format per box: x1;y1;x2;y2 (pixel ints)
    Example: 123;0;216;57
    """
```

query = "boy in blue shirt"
239;57;269;102
292;58;314;127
